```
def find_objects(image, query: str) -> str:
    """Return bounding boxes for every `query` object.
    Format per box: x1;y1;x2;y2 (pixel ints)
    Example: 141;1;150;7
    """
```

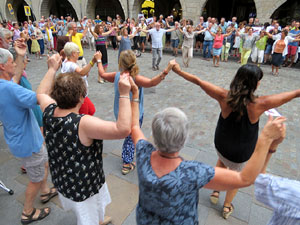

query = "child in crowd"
30;34;41;59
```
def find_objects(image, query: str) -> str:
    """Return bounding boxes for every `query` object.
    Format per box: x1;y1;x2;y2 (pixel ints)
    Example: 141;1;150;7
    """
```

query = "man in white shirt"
141;22;176;70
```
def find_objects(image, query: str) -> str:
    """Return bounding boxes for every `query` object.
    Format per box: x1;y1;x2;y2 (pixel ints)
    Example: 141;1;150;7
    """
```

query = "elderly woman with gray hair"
129;77;286;224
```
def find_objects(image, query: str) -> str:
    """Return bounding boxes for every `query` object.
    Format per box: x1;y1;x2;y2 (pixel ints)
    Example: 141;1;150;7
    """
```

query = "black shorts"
196;33;204;42
139;36;146;44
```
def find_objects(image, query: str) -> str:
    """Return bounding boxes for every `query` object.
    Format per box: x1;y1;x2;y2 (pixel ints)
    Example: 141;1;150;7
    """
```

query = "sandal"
222;203;234;219
40;187;58;204
122;162;136;175
21;207;51;224
21;166;27;174
210;191;219;205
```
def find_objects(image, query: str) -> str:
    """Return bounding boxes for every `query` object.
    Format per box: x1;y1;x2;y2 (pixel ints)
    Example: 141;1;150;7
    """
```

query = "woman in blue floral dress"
129;76;285;224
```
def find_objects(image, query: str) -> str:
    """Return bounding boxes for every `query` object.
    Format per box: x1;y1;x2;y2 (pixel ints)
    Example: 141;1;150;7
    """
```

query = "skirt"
59;182;111;225
271;52;284;67
96;44;108;68
216;150;247;172
31;39;40;53
213;47;222;56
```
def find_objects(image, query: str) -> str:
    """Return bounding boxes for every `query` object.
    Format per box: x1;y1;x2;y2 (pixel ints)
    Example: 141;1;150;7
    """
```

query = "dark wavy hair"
226;64;263;119
51;73;87;109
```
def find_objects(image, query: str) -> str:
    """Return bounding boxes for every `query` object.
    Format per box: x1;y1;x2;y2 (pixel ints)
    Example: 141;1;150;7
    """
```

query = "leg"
225;46;230;61
156;48;162;67
213;55;216;65
210;158;226;204
152;48;157;68
221;46;225;61
182;46;188;66
203;41;208;58
207;41;213;58
216;55;220;66
186;47;193;67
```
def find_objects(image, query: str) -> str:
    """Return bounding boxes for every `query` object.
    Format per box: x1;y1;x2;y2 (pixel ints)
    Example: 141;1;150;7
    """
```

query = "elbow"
239;174;255;188
120;126;131;138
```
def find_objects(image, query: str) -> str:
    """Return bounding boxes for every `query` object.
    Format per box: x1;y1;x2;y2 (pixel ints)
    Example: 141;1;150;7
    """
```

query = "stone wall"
0;0;289;23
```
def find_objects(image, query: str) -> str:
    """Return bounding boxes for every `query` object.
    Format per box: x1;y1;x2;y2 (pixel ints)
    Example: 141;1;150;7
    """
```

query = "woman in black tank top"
172;63;300;219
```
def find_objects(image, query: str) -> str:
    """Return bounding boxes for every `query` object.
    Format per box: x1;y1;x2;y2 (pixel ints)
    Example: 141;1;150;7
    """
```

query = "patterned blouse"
43;104;105;202
136;140;215;225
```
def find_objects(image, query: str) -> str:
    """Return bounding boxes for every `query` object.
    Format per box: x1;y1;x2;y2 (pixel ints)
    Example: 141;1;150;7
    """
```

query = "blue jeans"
38;39;45;55
203;40;213;58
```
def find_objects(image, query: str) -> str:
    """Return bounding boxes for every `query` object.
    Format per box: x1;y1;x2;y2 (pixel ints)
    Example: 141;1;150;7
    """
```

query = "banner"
7;3;14;15
24;6;31;16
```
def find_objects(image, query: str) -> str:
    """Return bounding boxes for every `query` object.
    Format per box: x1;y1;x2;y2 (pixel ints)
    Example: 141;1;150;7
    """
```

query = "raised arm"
82;24;88;37
36;54;62;112
95;51;116;82
79;73;132;140
75;54;97;76
135;60;175;88
223;29;233;37
128;27;139;39
165;27;176;33
205;116;286;190
130;77;145;145
208;28;216;37
12;38;27;84
253;90;300;117
195;28;207;35
172;62;228;103
102;26;117;36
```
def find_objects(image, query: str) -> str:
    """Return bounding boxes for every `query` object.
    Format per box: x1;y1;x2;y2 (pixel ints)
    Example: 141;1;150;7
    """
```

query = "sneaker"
152;66;157;71
156;65;159;70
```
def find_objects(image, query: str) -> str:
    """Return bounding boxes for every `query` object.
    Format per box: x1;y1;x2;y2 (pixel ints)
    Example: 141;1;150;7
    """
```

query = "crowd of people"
0;12;300;225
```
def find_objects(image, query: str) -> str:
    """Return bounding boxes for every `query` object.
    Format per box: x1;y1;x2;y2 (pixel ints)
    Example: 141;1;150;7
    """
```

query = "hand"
129;76;139;96
47;53;62;71
14;38;27;57
261;115;286;142
118;72;131;96
172;63;181;74
167;59;176;72
94;51;102;60
269;121;286;152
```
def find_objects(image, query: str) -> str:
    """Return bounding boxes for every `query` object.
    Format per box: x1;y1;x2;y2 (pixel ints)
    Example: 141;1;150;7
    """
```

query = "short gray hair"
0;48;13;64
63;42;79;57
0;28;12;40
152;107;189;153
67;22;76;31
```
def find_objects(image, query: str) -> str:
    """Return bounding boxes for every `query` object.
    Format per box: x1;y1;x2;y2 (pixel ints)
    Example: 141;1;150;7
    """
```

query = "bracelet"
89;60;94;67
269;149;276;153
132;98;139;103
162;69;168;75
160;73;165;80
119;95;130;99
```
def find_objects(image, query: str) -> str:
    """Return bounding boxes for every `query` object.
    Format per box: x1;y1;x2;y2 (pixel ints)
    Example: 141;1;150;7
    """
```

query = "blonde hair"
119;50;139;78
63;42;79;57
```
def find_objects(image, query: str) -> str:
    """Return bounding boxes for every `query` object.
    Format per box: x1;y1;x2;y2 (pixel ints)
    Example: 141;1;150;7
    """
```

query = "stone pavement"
1;47;300;225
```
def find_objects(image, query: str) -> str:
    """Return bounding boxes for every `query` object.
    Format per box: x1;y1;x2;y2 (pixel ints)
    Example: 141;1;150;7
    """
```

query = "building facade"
0;0;291;24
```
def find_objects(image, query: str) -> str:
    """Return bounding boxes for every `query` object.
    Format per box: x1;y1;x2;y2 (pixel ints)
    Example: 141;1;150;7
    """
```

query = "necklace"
157;151;182;159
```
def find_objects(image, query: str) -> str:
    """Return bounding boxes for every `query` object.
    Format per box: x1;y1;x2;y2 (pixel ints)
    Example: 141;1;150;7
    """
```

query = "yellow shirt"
66;32;84;56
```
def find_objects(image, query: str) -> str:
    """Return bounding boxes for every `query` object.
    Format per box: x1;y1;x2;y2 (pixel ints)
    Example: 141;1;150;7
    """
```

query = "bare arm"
129;27;139;39
135;60;175;88
80;73;132;140
173;63;228;103
82;25;88;37
165;27;176;33
205;116;286;190
130;77;146;145
36;54;62;112
102;27;116;36
12;39;27;84
208;29;216;37
254;90;300;117
89;28;98;38
95;51;116;82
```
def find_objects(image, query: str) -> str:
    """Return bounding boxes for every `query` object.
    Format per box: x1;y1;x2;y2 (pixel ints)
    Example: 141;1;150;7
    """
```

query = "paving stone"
197;204;210;225
105;174;139;225
248;203;273;225
0;151;13;165
122;208;137;225
205;207;248;225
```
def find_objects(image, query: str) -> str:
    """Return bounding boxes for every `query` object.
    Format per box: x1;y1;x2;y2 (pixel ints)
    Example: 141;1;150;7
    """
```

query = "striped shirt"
255;174;300;225
95;35;106;46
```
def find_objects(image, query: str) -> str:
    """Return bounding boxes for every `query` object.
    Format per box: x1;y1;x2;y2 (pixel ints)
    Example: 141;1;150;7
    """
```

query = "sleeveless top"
213;34;224;49
113;72;144;120
214;110;259;163
43;104;105;202
118;36;131;60
95;34;106;46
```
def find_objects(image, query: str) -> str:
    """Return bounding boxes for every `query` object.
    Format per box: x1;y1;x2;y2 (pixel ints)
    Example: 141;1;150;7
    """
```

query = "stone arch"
40;0;79;20
200;0;256;21
85;0;126;21
255;0;287;23
5;0;35;22
132;0;185;20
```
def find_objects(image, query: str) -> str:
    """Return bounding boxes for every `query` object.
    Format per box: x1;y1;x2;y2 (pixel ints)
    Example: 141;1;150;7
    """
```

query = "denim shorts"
265;44;272;54
171;39;179;48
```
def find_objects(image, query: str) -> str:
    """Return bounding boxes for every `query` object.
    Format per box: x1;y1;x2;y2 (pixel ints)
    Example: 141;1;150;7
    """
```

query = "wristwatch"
97;59;102;64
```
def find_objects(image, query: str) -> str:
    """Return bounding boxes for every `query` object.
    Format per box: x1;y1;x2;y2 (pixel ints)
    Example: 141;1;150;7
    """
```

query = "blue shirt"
0;79;43;157
288;30;300;47
255;174;300;225
148;28;167;48
113;72;144;120
136;139;215;225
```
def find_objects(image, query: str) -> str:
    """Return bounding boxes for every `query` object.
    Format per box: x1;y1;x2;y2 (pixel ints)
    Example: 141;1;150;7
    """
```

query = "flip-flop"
40;187;58;204
122;162;136;175
21;207;51;224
